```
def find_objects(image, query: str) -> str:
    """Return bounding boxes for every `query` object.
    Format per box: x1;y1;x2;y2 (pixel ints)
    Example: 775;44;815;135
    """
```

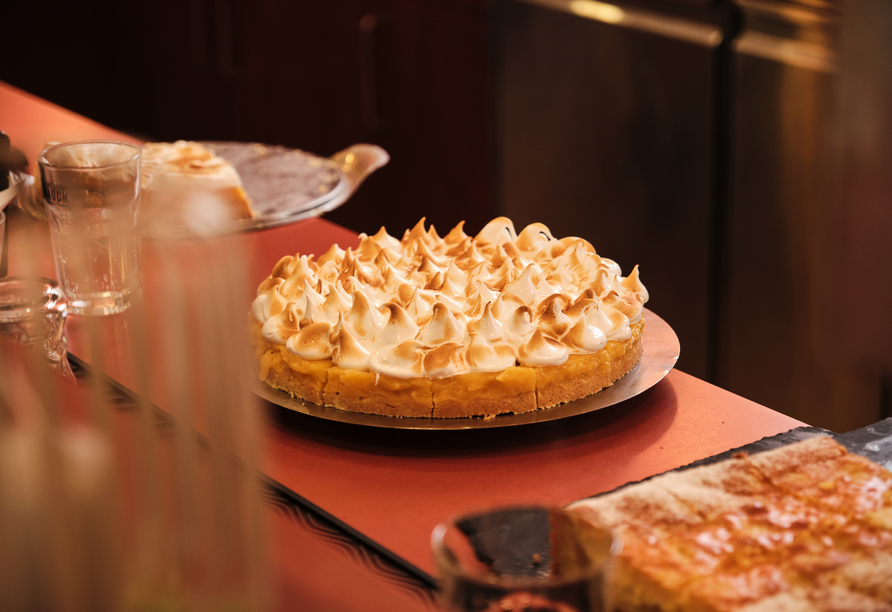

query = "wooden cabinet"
496;0;888;431
225;0;496;236
496;0;722;381
722;0;884;431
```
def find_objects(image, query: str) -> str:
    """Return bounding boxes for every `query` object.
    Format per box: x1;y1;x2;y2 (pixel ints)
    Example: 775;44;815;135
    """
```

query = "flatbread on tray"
568;436;892;611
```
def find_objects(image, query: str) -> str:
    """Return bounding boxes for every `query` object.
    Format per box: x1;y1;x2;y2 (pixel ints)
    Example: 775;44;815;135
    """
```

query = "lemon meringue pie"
140;141;256;229
250;217;648;418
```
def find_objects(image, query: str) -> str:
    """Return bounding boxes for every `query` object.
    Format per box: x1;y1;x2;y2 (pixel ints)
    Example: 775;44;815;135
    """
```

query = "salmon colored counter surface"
1;81;806;589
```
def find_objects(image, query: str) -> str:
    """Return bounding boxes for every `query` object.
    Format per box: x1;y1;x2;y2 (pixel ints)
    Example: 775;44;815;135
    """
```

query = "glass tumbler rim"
38;140;142;171
0;276;66;322
431;504;620;590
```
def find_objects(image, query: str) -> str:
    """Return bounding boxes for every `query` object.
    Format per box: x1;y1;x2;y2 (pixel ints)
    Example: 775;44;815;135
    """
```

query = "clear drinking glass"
38;141;142;315
432;506;619;612
0;277;75;380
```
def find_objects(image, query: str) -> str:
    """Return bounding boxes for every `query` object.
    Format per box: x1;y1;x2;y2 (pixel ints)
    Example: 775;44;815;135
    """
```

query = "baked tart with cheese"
250;217;648;418
568;436;892;611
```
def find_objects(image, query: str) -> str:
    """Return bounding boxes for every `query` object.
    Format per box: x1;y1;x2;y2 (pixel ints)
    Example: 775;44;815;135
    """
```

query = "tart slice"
140;140;256;229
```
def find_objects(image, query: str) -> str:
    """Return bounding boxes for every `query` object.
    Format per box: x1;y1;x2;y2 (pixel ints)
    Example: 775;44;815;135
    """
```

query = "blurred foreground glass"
0;209;6;275
39;141;142;315
432;506;619;612
0;277;74;380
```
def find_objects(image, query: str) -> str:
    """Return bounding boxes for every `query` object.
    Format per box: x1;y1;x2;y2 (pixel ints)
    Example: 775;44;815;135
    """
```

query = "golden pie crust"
252;318;644;418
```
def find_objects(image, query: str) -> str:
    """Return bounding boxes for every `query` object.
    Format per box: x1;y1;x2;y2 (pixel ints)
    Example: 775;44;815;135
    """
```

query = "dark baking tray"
577;418;892;501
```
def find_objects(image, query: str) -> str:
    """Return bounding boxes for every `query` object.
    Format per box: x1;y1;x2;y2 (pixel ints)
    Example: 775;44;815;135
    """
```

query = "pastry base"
251;319;645;419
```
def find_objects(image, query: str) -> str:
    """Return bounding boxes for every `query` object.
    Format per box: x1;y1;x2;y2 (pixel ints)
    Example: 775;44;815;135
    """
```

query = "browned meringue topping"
421;303;465;345
288;321;334;359
518;329;571;367
253;217;647;378
537;295;573;338
343;291;379;338
270;255;293;280
330;323;371;370
443;221;469;247
466;335;516;371
266;303;299;340
423;343;466;378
